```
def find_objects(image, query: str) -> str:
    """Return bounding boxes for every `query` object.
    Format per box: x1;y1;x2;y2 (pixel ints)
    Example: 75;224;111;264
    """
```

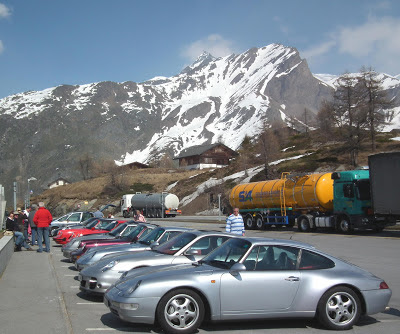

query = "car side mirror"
229;263;246;276
150;242;159;249
185;249;201;256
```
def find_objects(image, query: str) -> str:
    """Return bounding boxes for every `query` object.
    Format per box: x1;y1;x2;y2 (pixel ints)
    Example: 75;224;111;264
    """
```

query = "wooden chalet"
174;143;237;170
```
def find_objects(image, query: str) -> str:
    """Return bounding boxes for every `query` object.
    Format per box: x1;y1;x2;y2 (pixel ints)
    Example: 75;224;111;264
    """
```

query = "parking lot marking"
86;329;116;331
64;274;76;277
70;286;79;288
77;302;103;305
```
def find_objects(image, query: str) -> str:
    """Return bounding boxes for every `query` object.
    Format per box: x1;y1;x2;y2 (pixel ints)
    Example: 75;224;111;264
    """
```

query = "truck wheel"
298;215;310;232
255;215;264;230
338;217;353;234
123;210;129;218
244;214;255;229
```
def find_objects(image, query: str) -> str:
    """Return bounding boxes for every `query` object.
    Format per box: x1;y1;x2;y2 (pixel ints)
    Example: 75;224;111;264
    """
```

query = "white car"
50;211;94;234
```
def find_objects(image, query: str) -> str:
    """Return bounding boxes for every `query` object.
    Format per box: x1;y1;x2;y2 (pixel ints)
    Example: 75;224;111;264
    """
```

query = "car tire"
317;286;361;330
157;288;205;334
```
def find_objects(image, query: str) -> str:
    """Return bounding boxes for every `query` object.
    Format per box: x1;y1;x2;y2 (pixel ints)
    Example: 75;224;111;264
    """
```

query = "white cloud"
181;34;236;62
0;3;11;18
301;40;336;60
0;40;3;54
301;15;400;75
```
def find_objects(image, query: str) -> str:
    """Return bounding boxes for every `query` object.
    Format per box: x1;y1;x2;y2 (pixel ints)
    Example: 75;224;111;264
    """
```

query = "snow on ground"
180;153;311;207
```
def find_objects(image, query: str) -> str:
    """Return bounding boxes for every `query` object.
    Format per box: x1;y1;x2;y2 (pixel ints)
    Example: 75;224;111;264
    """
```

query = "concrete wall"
0;236;14;278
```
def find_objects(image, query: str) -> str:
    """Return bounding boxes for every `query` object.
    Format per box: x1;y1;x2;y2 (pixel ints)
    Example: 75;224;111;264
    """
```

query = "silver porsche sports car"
104;237;391;334
79;230;235;295
75;226;191;271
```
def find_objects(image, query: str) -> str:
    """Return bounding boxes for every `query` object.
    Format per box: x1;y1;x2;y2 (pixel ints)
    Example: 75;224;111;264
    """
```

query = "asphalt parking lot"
4;218;400;334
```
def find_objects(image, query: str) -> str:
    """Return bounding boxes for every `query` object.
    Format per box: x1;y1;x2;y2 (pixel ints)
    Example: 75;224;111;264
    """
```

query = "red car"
70;223;157;262
53;219;125;245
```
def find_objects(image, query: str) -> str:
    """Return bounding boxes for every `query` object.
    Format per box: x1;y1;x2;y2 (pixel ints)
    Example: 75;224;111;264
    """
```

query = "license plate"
78;274;83;281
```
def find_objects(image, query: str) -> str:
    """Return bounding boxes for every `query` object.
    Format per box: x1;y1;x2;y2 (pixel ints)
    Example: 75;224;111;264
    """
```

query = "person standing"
23;207;31;243
33;202;53;253
28;204;38;245
134;210;146;222
225;208;245;236
93;206;104;218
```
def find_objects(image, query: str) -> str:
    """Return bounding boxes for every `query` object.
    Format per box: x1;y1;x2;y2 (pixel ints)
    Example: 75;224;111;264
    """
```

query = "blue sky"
0;0;400;99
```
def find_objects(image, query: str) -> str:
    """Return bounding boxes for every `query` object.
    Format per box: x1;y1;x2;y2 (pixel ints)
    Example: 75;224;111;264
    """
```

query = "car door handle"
285;276;300;281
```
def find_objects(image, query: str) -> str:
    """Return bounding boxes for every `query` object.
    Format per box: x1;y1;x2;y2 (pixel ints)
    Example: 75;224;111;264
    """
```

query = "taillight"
380;281;389;289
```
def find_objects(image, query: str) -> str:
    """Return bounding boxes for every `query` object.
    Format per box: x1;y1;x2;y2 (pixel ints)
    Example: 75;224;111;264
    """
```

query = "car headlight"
102;260;119;272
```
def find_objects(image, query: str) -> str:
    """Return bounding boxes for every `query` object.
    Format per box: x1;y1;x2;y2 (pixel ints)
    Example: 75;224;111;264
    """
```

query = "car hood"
87;250;174;273
115;263;217;290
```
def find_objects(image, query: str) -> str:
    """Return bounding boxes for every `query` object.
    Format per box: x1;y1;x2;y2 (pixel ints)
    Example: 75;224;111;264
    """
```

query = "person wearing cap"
6;212;34;251
28;205;38;246
33;202;53;253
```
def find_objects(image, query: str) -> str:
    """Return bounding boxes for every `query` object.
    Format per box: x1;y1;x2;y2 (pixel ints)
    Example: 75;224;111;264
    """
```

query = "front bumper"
104;288;159;324
79;269;122;295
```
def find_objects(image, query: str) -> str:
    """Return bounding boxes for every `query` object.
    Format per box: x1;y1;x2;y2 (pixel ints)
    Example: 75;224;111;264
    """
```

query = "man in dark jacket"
6;212;34;251
28;205;38;245
33;202;53;253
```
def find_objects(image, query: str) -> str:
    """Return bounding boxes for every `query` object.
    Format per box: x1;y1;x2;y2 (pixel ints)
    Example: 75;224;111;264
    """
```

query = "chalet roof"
47;177;70;187
173;143;236;159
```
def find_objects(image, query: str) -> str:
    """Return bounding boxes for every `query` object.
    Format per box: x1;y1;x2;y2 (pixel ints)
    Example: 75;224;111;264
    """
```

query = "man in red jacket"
33;202;53;253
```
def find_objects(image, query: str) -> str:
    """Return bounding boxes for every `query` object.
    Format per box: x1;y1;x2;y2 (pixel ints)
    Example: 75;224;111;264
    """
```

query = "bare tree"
324;72;368;166
78;153;94;180
316;100;335;141
237;135;254;176
359;67;394;151
257;120;280;179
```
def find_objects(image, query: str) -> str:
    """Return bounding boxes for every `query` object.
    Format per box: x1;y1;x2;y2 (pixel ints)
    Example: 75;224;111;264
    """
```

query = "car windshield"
109;223;127;236
103;221;118;231
81;217;97;226
94;220;113;230
201;238;252;269
137;227;164;245
120;224;137;236
85;220;99;229
125;224;147;239
54;214;69;222
154;232;197;255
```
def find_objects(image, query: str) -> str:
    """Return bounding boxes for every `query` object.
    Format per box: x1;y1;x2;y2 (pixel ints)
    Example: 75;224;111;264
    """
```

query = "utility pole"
218;193;221;221
13;181;17;211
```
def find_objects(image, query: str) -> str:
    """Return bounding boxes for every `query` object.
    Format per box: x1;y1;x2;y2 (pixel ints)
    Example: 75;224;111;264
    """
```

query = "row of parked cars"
53;216;392;334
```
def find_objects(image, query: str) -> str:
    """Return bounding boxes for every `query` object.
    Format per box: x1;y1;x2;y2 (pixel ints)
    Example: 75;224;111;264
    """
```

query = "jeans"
23;228;29;241
31;226;38;245
37;226;50;252
14;231;31;249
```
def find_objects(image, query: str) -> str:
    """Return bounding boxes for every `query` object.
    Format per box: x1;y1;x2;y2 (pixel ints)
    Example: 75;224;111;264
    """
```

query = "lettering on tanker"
238;190;253;202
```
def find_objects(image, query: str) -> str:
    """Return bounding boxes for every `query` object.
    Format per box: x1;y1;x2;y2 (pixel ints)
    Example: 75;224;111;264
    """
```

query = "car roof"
240;237;315;249
161;227;193;232
182;230;236;238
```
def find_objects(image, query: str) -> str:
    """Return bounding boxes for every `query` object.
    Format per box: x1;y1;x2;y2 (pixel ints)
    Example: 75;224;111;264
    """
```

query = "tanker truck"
122;192;181;218
229;152;400;233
